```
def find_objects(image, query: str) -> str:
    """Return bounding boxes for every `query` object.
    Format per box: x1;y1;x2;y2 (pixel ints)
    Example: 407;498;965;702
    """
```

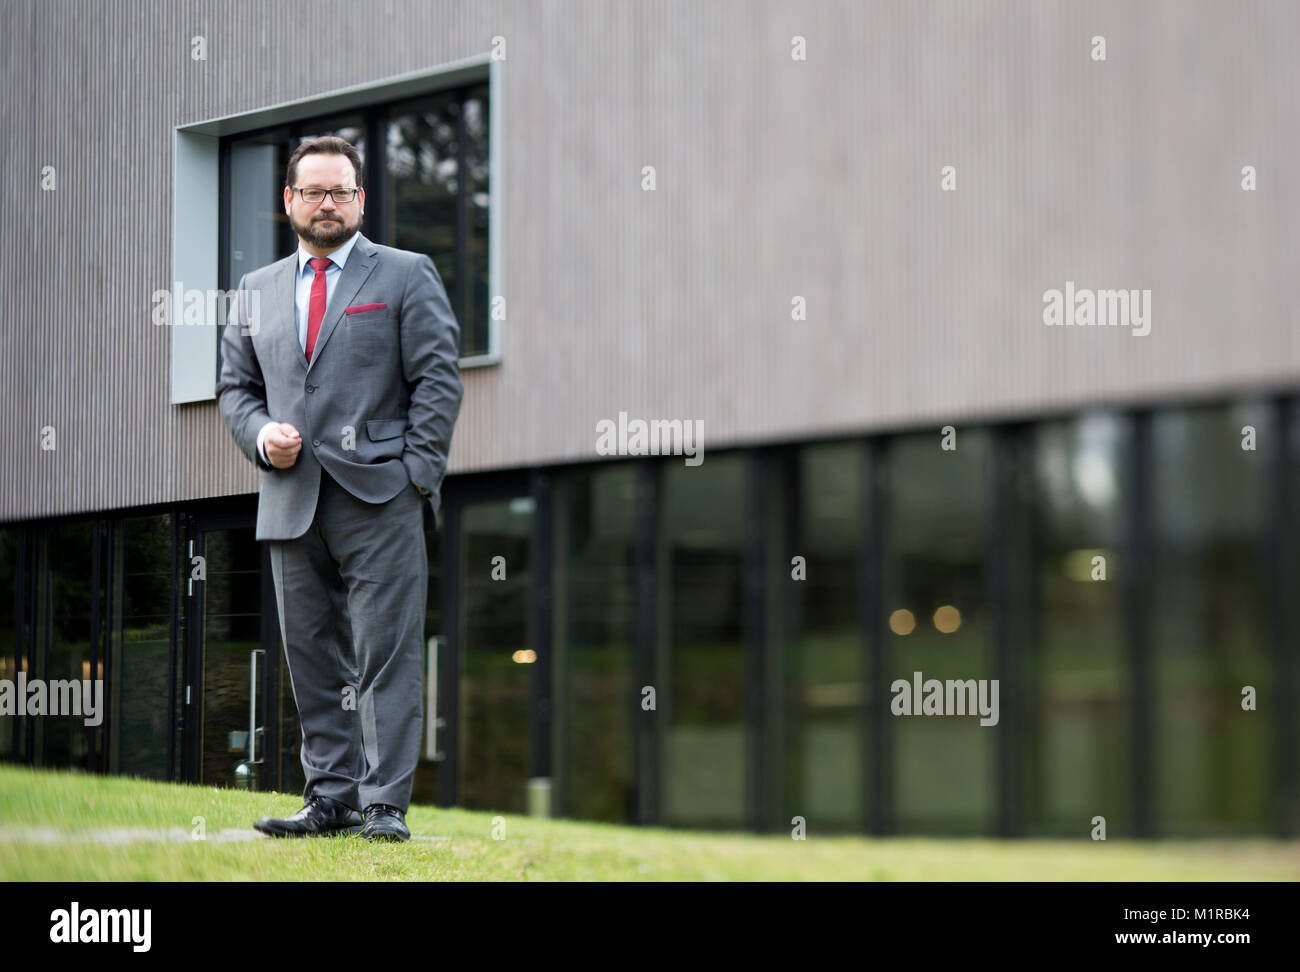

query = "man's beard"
293;212;359;248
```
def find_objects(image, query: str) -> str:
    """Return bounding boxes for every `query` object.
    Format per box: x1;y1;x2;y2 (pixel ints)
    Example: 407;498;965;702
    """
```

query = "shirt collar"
297;231;361;275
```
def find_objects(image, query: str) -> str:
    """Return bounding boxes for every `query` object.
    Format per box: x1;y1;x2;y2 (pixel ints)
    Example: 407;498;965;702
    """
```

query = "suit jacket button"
312;439;320;447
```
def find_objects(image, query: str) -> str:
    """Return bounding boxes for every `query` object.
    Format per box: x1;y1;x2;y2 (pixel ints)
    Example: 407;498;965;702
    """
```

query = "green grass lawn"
0;764;1297;881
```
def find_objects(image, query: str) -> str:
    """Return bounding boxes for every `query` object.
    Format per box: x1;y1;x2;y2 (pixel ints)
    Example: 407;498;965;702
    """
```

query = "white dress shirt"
256;233;361;465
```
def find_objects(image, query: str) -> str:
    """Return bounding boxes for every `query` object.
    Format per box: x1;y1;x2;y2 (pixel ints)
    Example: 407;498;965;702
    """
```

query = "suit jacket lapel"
306;233;379;376
273;255;307;375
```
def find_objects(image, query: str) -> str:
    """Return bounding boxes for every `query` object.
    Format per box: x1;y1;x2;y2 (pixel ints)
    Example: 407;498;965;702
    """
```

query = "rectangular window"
217;81;492;364
661;456;746;828
225;128;293;291
0;527;16;758
769;443;867;832
108;515;175;781
42;522;102;770
887;431;995;834
387;86;491;358
1150;402;1272;835
552;464;638;823
1027;414;1130;835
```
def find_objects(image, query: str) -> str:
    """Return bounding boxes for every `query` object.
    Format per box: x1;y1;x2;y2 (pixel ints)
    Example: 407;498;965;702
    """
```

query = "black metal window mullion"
1025;427;1044;834
530;470;554;789
777;448;802;833
14;526;31;763
180;516;203;784
990;424;1032;838
86;519;102;774
365;106;387;245
29;527;41;765
741;451;766;832
167;511;179;782
36;528;48;766
1124;410;1154;838
633;460;661;827
436;500;461;809
863;437;889;835
1270;396;1298;837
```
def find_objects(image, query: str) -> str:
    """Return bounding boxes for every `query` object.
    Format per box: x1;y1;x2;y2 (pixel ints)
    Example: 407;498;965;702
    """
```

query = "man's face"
284;153;365;250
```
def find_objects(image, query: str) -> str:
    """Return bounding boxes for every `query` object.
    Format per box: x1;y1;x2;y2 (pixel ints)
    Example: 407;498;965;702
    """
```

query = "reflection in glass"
553;464;637;822
460;498;532;812
43;522;98;770
109;515;174;780
387;84;490;356
226;128;292;289
199;529;262;787
1151;403;1271;834
1028;414;1128;834
662;457;745;827
888;432;994;834
220;89;489;360
778;444;866;830
279;643;305;797
296;116;366;174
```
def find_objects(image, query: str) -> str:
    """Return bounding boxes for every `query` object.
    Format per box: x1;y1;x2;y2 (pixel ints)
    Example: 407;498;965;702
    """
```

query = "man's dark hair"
285;135;363;189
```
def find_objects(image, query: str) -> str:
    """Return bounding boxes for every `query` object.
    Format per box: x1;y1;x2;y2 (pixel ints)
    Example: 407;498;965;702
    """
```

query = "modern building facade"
2;1;1297;837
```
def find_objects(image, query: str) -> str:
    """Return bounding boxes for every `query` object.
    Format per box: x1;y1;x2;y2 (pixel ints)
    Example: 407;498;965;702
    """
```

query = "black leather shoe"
254;795;364;838
360;803;410;842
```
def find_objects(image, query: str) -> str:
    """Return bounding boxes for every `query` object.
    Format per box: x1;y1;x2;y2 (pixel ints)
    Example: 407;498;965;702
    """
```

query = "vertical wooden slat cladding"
2;1;1299;522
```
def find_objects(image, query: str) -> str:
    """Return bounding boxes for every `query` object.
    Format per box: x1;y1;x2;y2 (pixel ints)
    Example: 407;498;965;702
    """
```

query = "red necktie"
304;257;333;362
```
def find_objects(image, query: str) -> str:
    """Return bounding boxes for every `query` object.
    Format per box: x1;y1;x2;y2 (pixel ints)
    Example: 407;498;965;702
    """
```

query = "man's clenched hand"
266;422;303;469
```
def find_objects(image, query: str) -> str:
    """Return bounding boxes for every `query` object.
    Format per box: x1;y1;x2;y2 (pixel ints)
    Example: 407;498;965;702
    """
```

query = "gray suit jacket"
216;232;463;540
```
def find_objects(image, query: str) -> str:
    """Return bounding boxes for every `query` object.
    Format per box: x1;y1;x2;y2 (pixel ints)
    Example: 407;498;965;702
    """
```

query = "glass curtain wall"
552;464;638;823
1027;414;1129;835
886;431;995;834
660;457;746;828
1150;403;1272;835
769;443;867;832
108;514;175;780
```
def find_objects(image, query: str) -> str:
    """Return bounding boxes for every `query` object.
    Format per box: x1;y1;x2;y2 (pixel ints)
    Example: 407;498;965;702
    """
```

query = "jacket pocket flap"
366;418;407;440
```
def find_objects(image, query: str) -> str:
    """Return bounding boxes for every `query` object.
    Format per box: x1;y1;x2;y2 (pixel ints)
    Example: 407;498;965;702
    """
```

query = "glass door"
181;511;279;790
455;490;534;813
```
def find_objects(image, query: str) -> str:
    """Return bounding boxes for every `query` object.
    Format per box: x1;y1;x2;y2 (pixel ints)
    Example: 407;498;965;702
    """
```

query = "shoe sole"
254;822;365;838
360;830;410;842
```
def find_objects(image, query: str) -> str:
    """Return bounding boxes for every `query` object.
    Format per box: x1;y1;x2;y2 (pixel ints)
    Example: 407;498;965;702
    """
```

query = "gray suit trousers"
268;464;428;813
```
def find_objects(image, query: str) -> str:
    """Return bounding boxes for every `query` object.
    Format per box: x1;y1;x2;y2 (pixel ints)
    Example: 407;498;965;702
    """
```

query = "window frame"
169;54;501;406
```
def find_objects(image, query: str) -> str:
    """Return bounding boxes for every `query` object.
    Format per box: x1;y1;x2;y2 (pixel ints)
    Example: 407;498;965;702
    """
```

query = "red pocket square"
345;302;388;315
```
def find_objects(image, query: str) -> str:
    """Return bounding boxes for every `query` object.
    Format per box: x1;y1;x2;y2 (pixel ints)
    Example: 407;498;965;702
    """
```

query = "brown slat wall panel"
2;0;1298;522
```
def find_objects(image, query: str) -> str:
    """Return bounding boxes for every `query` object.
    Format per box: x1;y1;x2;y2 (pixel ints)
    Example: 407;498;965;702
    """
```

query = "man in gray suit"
216;135;463;842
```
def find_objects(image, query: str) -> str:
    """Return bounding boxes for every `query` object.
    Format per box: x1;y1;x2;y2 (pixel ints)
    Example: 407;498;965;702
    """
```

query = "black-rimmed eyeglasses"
290;186;361;204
